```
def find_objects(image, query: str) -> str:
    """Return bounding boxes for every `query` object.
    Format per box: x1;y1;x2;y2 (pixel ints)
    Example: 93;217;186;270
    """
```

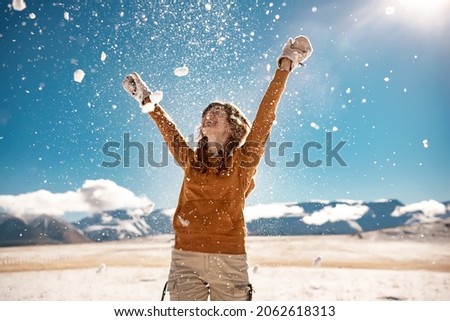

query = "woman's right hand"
123;72;156;113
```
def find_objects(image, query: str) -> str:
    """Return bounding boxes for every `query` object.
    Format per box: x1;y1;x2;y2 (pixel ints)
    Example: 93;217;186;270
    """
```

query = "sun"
395;0;450;12
385;0;450;31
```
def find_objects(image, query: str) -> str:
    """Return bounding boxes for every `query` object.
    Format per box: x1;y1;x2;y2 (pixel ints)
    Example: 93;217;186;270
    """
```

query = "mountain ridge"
0;199;448;246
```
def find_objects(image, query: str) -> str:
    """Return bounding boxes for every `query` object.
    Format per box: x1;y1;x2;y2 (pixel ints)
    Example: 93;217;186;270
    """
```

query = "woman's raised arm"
243;35;313;166
123;72;192;169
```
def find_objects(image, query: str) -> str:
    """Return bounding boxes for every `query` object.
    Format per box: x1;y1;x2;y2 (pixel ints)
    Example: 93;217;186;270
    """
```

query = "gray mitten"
278;35;313;71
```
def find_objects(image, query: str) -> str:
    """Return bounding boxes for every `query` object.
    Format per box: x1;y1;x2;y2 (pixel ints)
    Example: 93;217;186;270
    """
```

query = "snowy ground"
1;232;449;301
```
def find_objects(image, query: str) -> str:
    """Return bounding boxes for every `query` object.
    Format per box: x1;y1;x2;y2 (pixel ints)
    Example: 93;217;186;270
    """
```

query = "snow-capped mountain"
247;199;449;235
0;212;89;246
72;199;450;240
73;208;172;242
0;199;448;246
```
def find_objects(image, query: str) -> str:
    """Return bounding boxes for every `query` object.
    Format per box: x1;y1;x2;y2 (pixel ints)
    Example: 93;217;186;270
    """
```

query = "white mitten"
122;72;155;113
278;35;313;71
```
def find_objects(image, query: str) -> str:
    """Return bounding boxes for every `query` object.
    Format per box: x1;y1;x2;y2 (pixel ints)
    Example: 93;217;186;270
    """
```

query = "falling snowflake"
385;6;395;15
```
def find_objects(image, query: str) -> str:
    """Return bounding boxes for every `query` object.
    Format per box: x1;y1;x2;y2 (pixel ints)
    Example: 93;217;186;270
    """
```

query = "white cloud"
302;204;369;226
0;179;153;217
392;200;446;219
244;202;304;221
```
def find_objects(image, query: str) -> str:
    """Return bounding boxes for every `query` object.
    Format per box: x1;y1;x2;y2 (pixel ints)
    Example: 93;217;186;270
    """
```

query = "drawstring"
161;281;168;301
247;284;254;301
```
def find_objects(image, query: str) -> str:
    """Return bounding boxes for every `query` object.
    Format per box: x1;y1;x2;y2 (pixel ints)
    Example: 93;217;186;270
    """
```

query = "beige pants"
165;249;252;301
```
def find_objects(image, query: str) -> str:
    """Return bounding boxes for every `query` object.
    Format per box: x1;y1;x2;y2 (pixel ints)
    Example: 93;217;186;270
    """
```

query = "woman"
123;35;312;301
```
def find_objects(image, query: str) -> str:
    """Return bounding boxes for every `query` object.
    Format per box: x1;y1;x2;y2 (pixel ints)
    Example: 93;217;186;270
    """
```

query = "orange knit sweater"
149;69;289;254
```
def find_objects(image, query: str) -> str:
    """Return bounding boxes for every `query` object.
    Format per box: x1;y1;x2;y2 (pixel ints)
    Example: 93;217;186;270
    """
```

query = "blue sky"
1;0;449;213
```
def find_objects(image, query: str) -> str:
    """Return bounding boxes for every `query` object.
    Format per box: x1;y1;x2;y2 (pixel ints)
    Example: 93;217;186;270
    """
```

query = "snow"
174;66;189;77
422;139;429;148
177;216;190;227
162;208;176;218
309;199;330;204
335;199;364;205
310;122;320;130
100;51;107;62
73;69;85;83
64;12;70;21
12;0;26;11
141;104;155;113
140;90;163;113
149;91;163;104
373;198;393;203
385;6;396;15
1;234;448;300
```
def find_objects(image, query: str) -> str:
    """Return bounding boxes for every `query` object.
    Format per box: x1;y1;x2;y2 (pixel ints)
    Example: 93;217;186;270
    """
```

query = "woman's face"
201;105;231;138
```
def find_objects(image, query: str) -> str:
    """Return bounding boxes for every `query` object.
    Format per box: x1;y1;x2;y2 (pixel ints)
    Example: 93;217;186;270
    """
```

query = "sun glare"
387;0;450;30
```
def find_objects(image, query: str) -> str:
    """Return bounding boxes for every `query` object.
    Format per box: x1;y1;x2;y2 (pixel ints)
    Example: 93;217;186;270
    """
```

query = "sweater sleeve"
242;68;289;167
149;105;192;169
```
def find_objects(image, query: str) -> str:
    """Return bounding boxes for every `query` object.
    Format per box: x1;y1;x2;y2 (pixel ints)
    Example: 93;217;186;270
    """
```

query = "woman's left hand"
278;35;313;71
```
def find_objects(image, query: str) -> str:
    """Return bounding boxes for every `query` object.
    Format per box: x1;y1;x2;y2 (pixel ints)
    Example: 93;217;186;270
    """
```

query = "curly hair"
195;101;251;175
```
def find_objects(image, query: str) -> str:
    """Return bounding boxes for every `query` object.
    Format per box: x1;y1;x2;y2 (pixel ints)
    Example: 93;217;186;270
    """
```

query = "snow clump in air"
313;256;322;267
141;91;164;113
12;0;26;11
150;91;163;104
73;69;85;83
174;66;189;77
